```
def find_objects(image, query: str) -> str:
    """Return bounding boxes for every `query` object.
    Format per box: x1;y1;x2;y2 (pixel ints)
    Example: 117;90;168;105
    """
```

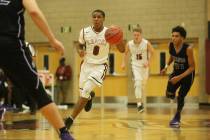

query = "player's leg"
73;79;96;118
1;43;73;139
166;74;180;127
65;63;107;129
65;63;87;128
65;79;96;129
134;80;144;112
172;73;195;127
140;67;149;110
132;66;144;111
166;73;180;99
84;63;107;112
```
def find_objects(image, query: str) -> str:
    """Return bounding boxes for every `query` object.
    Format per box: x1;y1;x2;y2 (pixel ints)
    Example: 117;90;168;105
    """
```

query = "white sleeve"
78;29;85;44
128;41;131;50
29;44;36;57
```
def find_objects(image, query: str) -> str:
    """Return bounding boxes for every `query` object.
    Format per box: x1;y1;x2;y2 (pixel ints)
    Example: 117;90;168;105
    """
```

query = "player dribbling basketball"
65;9;125;129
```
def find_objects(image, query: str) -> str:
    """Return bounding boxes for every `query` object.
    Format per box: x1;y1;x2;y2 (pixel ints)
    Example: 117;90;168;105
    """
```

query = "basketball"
105;26;123;45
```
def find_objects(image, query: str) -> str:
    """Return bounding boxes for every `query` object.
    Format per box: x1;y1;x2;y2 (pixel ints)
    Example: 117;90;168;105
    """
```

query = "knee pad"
80;80;96;99
166;91;175;99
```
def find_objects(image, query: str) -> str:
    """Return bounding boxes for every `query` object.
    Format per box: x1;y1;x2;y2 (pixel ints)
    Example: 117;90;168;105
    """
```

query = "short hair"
92;9;105;18
59;57;65;63
133;27;142;33
172;26;187;38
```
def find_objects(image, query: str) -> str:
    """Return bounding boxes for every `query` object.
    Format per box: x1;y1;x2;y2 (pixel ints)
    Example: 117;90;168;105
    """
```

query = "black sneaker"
169;112;181;128
84;91;95;112
65;117;74;130
137;105;144;113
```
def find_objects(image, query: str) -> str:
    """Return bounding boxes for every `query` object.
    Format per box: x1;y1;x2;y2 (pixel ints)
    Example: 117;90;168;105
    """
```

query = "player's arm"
74;42;86;58
76;29;86;58
146;41;154;67
23;0;64;55
121;43;130;70
177;46;195;79
116;40;126;53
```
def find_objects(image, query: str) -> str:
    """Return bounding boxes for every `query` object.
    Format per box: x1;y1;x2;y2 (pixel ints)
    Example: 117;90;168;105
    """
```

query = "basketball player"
160;26;195;127
65;9;125;129
121;27;154;112
0;0;73;139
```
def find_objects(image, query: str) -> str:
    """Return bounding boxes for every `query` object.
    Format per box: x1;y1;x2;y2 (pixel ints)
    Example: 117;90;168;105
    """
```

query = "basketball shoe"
170;112;181;128
60;131;74;140
84;91;95;112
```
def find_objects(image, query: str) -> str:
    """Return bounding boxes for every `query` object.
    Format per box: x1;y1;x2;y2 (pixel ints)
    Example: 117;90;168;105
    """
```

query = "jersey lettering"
0;0;11;5
174;63;185;70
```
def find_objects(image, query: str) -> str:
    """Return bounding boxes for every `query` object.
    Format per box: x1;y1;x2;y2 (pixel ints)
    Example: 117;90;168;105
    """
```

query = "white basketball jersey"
79;26;109;64
128;39;148;67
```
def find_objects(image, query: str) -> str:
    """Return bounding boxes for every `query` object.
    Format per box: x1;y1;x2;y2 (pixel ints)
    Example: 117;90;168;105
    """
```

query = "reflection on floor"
0;105;210;140
0;119;38;130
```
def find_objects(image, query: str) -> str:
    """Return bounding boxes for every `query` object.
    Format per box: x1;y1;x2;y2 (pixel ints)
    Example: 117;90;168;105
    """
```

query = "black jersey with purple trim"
0;0;25;40
169;42;194;75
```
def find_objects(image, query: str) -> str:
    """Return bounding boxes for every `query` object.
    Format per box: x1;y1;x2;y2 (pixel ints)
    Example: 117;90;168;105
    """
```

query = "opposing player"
65;9;125;129
121;27;154;112
0;0;73;139
160;26;195;127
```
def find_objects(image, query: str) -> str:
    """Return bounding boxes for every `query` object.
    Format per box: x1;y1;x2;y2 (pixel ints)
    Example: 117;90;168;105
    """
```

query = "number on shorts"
93;45;100;55
136;54;142;60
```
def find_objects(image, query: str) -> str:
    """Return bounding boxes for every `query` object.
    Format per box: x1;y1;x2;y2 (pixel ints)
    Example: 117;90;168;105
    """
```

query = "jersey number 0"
93;45;100;55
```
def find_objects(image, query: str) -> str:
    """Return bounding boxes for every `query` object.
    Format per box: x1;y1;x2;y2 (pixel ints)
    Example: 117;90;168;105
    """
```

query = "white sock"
137;102;142;107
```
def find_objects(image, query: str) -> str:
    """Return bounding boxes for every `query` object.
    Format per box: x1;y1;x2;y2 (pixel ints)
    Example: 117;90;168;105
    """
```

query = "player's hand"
50;39;64;55
160;68;167;75
169;76;181;85
121;63;126;70
143;61;149;68
79;50;86;57
116;40;126;53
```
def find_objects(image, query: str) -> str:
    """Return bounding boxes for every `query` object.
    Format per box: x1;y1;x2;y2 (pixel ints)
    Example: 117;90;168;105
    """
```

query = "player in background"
121;27;154;112
160;26;195;127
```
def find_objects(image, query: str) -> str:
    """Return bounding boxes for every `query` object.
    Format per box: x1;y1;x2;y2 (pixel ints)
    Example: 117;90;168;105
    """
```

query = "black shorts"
0;38;52;109
0;85;7;98
166;71;195;98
